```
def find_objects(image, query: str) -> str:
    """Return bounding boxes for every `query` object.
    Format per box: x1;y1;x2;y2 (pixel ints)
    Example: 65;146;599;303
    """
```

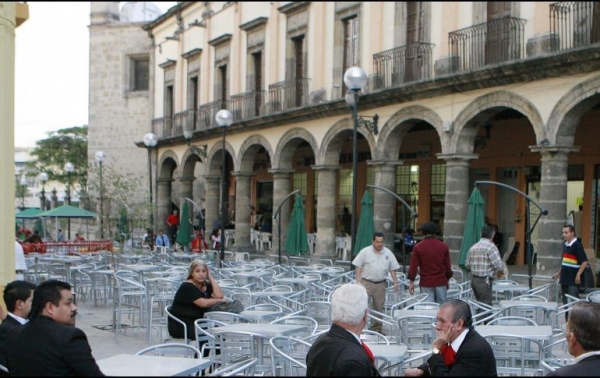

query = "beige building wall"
88;2;154;215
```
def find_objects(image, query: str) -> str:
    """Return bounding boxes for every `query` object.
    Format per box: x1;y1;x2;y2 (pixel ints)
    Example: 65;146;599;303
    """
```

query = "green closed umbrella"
176;201;192;251
458;187;486;269
285;193;309;255
353;190;375;257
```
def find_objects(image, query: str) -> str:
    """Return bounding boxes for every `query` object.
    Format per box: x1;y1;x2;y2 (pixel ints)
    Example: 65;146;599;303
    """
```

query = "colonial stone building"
89;2;600;276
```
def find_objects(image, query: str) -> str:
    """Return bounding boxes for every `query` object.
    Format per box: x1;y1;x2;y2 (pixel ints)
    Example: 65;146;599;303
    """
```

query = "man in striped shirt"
552;224;588;320
466;225;507;306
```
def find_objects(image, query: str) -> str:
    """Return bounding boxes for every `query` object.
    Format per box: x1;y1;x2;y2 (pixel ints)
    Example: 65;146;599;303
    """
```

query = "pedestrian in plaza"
14;240;27;281
408;222;453;304
403;299;497;376
352;231;400;333
0;280;35;374
56;229;64;242
168;260;242;341
306;283;381;376
210;228;221;249
166;209;180;250
5;280;105;376
465;225;507;306
552;224;588;320
547;301;600;376
155;229;170;249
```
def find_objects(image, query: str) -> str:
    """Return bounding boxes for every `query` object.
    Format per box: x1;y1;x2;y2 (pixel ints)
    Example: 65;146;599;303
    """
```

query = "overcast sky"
14;2;174;148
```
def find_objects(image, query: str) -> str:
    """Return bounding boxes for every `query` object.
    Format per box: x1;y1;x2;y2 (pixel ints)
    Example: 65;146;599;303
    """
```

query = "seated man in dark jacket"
306;283;380;376
6;280;105;376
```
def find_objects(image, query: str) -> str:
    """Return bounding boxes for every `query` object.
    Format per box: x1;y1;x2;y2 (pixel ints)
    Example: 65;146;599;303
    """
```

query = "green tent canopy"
285;193;309;256
176;201;192;250
38;204;98;218
458;187;486;270
353;190;375;257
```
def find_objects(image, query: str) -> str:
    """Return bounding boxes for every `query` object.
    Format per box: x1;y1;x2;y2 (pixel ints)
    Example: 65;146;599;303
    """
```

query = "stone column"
370;160;402;251
313;165;339;258
156;178;172;234
233;171;254;251
530;145;578;276
438;154;477;263
204;175;220;239
271;169;294;257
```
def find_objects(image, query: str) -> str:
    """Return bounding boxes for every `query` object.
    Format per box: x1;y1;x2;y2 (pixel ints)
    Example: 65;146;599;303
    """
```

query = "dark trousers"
560;284;580;321
471;276;493;306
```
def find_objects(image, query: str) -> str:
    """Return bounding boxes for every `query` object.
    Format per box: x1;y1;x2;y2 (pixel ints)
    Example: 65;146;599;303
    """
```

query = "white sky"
14;2;175;148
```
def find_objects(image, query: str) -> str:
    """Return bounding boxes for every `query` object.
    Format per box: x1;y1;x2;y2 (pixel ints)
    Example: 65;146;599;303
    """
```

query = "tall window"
252;51;263;116
165;84;174;131
430;164;446;230
343;16;359;94
218;64;228;106
131;57;149;91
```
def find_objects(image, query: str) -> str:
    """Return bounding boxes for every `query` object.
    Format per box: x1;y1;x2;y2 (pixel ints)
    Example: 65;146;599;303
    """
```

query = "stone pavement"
75;300;152;361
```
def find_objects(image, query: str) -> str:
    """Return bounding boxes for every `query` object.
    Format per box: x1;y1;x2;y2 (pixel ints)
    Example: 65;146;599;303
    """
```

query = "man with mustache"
5;280;104;376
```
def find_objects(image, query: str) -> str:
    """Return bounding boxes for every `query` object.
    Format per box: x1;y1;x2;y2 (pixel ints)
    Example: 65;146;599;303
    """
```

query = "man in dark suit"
404;299;497;376
547;301;600;376
0;281;35;374
306;283;380;376
5;280;105;376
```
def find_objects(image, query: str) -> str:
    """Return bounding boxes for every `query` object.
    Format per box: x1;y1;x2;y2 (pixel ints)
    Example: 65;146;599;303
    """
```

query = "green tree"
25;126;88;191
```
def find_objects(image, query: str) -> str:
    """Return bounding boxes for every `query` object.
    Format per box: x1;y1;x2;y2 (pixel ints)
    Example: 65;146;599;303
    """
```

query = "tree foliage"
25;126;88;190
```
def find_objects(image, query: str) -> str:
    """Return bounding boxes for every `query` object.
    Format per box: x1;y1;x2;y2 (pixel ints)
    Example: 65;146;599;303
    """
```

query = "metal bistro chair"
270;316;318;339
194;318;229;372
206;357;257;377
483;333;544;376
136;342;202;358
113;271;148;342
164;305;194;345
269;336;312;377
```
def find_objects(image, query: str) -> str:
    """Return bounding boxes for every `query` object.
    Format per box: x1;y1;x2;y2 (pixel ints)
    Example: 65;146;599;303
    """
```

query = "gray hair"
568;301;600;351
331;284;368;325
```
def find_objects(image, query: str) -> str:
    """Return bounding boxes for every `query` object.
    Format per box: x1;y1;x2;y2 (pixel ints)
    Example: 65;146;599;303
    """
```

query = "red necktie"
441;345;456;366
361;341;375;363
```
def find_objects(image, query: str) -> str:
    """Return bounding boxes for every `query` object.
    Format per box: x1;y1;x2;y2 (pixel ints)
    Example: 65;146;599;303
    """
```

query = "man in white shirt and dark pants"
352;231;400;333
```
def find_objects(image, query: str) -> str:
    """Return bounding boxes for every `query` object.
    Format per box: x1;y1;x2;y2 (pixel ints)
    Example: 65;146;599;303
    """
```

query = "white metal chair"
483;333;544;376
164;304;193;345
307;233;317;255
304;301;332;331
206;357;257;377
204;311;249;324
258;232;272;251
397;314;437;351
194;318;228;372
113;271;148;341
224;229;235;248
271;316;318;338
360;329;390;345
136;342;201;358
486;316;538;326
269;336;311;376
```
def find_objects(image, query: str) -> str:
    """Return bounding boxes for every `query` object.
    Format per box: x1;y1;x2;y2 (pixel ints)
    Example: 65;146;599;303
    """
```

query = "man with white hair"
306;284;380;376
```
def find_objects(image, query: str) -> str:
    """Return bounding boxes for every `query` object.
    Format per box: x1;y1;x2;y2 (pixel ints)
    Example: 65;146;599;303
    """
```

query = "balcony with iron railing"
449;16;526;72
372;42;434;90
229;90;267;121
550;1;600;52
267;78;310;114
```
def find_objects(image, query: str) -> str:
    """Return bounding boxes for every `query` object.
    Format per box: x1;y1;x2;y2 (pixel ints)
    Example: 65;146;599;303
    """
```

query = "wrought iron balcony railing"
197;100;228;130
372;42;434;90
267;78;310;114
449;16;526;72
550;2;600;52
229;90;267;121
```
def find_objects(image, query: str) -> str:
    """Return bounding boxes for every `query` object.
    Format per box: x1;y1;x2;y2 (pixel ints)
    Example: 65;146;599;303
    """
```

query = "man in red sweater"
166;209;179;250
408;222;453;304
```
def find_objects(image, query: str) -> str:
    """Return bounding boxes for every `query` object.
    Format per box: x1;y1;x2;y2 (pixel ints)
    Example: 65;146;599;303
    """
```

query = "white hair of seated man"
331;283;369;325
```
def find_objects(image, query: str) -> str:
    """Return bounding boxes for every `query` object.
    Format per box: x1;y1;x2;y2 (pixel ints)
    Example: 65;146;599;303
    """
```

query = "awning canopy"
38;204;98;219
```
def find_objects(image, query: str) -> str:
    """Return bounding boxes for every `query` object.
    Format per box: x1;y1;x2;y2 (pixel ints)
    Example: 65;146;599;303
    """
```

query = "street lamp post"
19;175;28;210
95;151;107;239
64;162;74;240
39;172;48;211
143;133;158;248
215;109;233;268
343;66;368;258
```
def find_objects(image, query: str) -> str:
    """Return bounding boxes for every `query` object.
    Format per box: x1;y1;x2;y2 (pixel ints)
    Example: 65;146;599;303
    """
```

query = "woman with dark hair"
210;229;221;249
168;260;227;340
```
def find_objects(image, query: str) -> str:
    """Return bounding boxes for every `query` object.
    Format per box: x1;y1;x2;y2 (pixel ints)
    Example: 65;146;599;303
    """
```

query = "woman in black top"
168;259;227;339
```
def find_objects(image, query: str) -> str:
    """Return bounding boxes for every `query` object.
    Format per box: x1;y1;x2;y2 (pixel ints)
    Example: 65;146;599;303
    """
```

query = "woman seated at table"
168;259;242;341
